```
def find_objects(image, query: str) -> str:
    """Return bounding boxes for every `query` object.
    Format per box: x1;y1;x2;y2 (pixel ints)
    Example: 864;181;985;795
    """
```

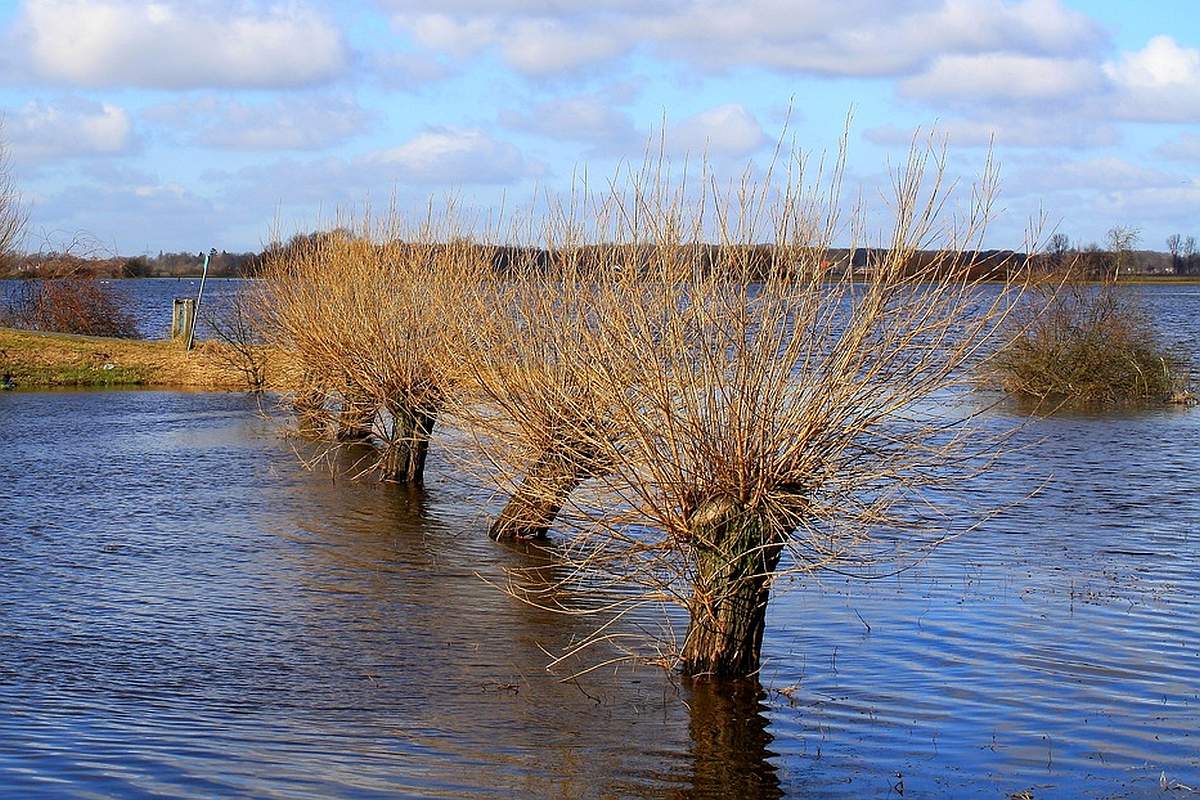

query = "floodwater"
2;282;1199;798
0;278;243;340
1;384;1198;799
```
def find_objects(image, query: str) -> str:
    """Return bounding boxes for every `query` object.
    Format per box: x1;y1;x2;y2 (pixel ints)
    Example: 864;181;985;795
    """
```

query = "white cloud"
19;0;348;89
865;116;1118;149
406;14;501;56
502;92;638;148
1009;156;1182;195
372;128;527;183
406;13;626;75
145;95;373;150
901;54;1102;102
33;179;220;252
1155;133;1200;162
1104;36;1200;122
1089;182;1200;220
388;0;1102;78
203;130;534;222
369;51;459;89
503;95;764;157
3;96;135;161
668;104;764;156
500;18;628;75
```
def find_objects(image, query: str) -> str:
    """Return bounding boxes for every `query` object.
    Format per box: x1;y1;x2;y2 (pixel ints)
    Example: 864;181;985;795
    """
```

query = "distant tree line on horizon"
3;225;1198;280
2;247;267;279
1043;227;1200;277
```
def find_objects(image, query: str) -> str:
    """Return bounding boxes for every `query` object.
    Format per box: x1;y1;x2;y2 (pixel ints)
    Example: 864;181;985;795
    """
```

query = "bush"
992;273;1190;405
37;277;139;338
3;275;139;338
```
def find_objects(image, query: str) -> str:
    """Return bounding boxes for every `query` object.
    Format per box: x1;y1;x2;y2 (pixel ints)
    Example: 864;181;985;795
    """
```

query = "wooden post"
186;252;210;351
171;298;196;340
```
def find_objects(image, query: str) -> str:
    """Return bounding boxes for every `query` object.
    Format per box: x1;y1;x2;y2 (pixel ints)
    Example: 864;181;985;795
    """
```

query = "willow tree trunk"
336;392;376;442
379;404;437;484
489;449;589;541
680;497;783;680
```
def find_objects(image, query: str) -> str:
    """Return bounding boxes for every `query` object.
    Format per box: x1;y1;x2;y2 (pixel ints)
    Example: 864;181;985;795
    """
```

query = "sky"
0;0;1197;255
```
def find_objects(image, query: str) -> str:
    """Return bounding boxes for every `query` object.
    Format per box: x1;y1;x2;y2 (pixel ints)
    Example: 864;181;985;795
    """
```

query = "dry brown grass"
0;326;280;390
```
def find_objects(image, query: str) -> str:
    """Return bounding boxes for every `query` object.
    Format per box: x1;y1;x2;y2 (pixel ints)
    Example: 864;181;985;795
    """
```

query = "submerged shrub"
992;273;1190;406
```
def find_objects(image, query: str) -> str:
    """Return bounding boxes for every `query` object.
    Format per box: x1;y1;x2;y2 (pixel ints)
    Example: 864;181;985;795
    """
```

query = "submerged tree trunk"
378;403;437;484
489;448;591;541
684;679;781;797
680;497;784;680
336;391;376;442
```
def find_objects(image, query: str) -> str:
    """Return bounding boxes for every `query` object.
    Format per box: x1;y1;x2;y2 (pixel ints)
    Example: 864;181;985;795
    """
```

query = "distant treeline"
2;248;266;279
3;229;1197;279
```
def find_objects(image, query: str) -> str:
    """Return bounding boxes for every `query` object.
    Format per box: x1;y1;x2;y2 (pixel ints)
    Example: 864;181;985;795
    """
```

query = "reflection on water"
1;388;1198;798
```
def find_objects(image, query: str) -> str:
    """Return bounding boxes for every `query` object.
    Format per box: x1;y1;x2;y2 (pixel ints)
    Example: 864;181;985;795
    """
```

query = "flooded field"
1;385;1197;798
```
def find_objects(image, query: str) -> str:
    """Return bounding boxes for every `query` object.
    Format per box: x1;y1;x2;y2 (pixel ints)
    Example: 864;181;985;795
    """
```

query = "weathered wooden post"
171;298;196;340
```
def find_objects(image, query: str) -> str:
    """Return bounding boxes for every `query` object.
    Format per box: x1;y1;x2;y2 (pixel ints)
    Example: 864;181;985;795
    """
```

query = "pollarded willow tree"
455;258;623;540
460;137;1032;679
450;180;694;541
255;211;485;484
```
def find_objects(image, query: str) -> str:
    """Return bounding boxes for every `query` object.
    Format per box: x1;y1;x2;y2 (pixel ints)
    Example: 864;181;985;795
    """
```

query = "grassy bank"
0;327;274;390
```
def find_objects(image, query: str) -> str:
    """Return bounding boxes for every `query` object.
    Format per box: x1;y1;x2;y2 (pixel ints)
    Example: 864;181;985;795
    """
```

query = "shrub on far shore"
2;275;140;339
991;272;1191;406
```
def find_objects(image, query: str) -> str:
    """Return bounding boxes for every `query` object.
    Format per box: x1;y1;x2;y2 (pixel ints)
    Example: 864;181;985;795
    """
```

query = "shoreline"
0;327;271;390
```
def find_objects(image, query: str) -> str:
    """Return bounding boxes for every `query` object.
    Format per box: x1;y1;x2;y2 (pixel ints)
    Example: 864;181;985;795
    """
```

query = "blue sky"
0;0;1197;254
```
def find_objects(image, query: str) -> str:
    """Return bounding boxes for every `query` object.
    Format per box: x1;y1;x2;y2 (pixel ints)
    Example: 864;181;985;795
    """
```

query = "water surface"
1;388;1198;798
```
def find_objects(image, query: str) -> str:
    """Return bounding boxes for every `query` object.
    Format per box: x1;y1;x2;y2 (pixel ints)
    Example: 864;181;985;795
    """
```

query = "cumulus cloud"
901;54;1103;103
502;91;639;150
371;127;527;183
33;179;220;252
504;93;763;158
3;96;136;161
1155;133;1200;162
209;127;533;212
145;95;373;150
1009;156;1182;195
387;0;1101;78
405;13;627;75
865;116;1118;149
1089;182;1200;221
1104;36;1200;122
17;0;348;89
667;104;765;156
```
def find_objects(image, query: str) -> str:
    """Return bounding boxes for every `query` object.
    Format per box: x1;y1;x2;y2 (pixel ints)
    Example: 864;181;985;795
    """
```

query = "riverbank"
0;327;270;390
